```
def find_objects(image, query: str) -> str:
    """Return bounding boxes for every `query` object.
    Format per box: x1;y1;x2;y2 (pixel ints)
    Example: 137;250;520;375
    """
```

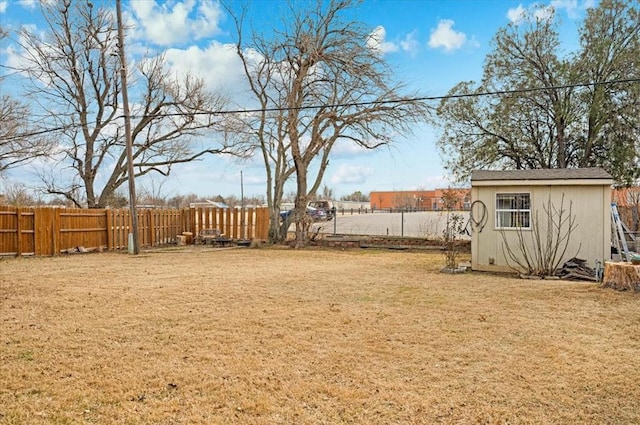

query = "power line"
2;77;639;142
151;77;640;118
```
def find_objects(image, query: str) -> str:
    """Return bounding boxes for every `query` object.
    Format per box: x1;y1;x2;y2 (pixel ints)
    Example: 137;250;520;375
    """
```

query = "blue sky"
0;0;596;201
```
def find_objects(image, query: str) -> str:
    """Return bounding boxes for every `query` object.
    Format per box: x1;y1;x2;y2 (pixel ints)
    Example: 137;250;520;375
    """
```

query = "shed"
470;168;613;274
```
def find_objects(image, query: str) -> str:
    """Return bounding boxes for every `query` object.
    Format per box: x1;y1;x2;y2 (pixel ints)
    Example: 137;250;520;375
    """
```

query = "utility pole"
240;170;245;240
116;0;139;254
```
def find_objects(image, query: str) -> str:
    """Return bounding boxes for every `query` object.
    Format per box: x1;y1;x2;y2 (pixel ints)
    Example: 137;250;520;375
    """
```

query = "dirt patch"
1;247;638;424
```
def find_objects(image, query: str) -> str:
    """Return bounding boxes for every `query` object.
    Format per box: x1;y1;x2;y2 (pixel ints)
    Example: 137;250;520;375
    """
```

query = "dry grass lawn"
1;247;639;424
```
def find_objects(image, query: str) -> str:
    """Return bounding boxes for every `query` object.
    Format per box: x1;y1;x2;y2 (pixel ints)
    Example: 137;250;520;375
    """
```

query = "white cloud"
130;0;224;46
551;0;579;17
367;25;398;55
509;1;591;24
551;0;595;19
164;41;244;93
0;1;7;13
16;0;54;9
400;30;420;57
17;0;36;9
428;19;467;53
418;175;452;190
331;164;374;185
507;4;527;23
533;5;555;21
330;139;371;158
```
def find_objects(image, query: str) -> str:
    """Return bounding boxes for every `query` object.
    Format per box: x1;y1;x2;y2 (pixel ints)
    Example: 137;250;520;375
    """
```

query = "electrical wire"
2;77;639;142
147;77;640;118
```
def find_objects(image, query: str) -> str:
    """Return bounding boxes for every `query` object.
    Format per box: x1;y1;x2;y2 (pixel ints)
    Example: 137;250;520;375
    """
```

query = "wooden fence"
0;205;269;257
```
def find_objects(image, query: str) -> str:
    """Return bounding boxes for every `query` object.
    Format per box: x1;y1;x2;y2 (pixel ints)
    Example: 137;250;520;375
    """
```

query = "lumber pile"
556;257;597;281
601;261;640;292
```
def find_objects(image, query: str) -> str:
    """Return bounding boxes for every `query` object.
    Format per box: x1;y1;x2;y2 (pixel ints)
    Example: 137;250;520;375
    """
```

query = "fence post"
148;209;155;247
189;207;196;235
16;207;22;257
247;208;253;239
53;208;61;256
106;210;113;251
225;207;232;238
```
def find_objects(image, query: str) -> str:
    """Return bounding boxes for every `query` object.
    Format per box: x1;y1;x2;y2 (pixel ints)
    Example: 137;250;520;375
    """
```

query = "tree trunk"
601;261;640;292
293;161;308;248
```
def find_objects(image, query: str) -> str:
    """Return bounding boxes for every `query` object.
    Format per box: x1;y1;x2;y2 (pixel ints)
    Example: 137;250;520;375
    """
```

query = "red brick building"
369;188;471;210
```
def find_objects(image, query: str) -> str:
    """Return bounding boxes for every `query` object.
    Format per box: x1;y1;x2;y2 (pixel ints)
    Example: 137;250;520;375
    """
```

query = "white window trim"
495;192;531;230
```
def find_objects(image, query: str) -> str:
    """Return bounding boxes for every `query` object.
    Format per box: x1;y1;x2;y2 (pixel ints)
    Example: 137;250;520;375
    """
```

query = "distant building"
369;188;471;210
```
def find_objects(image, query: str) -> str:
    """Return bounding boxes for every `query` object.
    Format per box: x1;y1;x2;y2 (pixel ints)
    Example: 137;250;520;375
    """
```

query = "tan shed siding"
471;184;611;273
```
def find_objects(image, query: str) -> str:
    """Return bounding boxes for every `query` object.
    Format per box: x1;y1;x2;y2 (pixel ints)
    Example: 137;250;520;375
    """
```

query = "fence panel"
0;206;36;256
189;207;270;241
107;209;130;251
0;206;18;256
255;207;270;240
20;209;36;255
0;205;270;256
59;208;108;253
148;209;182;245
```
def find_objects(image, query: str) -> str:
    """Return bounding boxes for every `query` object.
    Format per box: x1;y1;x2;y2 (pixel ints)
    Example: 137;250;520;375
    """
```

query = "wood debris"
556;257;597;281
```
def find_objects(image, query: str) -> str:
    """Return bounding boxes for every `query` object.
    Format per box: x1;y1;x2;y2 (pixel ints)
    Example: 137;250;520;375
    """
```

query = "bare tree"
340;190;369;202
137;177;169;208
167;193;200;209
0;181;36;206
10;1;238;208
0;96;53;174
319;184;333;200
227;0;430;246
392;193;416;210
0;30;51;173
500;194;579;277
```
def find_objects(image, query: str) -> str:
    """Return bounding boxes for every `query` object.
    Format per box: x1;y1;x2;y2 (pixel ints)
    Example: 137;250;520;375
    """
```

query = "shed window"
495;193;530;229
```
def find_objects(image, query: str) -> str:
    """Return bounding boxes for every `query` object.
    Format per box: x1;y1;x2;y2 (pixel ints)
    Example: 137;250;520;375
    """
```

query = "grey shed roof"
471;168;612;182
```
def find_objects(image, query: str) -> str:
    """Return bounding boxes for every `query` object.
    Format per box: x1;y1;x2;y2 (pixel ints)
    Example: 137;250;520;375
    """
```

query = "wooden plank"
16;207;22;256
21;209;35;255
225;208;232;239
60;227;107;233
0;204;18;255
189;207;195;236
59;211;105;217
257;207;269;240
233;208;240;240
33;207;49;256
53;208;61;255
247;208;255;239
205;207;212;231
149;209;156;246
106;209;113;250
137;209;146;247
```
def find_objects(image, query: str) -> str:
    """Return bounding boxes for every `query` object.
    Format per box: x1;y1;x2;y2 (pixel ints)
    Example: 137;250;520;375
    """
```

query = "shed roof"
471;168;612;182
